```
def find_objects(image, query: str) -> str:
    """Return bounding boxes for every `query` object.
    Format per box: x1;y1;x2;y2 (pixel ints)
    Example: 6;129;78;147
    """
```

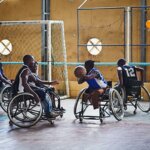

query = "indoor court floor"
0;99;150;150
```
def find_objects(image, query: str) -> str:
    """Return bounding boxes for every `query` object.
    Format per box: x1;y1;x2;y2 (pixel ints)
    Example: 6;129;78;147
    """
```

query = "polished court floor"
0;99;150;150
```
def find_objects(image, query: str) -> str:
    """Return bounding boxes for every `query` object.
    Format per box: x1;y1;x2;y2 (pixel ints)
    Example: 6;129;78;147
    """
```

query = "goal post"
0;20;70;98
47;20;70;98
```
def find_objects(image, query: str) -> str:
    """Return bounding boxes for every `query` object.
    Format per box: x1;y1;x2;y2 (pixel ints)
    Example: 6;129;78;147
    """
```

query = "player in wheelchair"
0;61;12;112
74;60;124;123
116;58;150;114
29;61;65;114
7;55;60;128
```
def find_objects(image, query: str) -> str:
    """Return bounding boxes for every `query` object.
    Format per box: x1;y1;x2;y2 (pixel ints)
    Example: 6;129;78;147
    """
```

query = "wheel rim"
74;88;88;119
110;89;124;120
137;86;150;112
0;86;12;112
8;93;42;128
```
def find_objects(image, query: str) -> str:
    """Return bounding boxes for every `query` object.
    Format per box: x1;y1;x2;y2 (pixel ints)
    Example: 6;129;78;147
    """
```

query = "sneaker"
53;108;61;112
46;111;59;118
53;107;66;113
60;107;66;112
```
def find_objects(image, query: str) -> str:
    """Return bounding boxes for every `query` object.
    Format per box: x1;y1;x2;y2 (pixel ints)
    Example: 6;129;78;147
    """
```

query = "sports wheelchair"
0;85;64;128
114;80;150;114
74;82;124;123
0;84;12;112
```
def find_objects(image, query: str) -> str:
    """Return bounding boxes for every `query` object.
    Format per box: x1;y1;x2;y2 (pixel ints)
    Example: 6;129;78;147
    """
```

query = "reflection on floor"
0;99;150;150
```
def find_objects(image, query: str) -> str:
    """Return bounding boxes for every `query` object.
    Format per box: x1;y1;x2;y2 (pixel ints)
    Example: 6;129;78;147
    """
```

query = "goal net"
0;20;69;98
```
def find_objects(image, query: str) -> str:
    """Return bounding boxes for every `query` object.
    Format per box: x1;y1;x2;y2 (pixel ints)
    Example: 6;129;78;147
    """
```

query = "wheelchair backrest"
107;81;112;88
125;80;142;97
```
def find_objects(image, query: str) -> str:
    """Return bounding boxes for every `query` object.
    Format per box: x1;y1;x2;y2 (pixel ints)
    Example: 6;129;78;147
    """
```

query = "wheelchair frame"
0;84;12;112
74;86;124;123
115;83;150;114
0;85;64;128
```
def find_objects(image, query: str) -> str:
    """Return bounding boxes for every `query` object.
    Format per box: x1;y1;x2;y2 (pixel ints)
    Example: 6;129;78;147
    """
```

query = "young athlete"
78;60;107;109
12;55;58;118
117;58;144;88
117;58;144;108
29;62;63;110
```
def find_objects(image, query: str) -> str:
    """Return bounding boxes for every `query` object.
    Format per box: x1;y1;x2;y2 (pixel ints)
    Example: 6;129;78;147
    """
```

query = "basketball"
146;20;150;29
74;66;86;78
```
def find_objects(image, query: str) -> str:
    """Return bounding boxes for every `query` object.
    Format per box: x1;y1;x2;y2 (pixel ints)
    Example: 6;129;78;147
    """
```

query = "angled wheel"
109;88;124;121
137;86;150;112
74;88;88;119
7;93;42;128
114;84;126;106
0;85;12;112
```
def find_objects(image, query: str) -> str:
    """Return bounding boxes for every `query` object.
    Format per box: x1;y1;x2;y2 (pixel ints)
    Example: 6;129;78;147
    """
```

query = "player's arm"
34;76;59;86
21;69;40;102
117;67;124;87
0;72;12;85
83;70;98;80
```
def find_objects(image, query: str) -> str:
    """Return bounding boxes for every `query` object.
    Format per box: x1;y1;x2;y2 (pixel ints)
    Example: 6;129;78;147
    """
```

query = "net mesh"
0;21;69;97
51;23;68;96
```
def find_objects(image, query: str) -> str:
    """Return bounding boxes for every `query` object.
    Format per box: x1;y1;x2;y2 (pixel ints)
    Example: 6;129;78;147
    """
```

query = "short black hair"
117;58;126;67
84;60;95;68
23;55;34;64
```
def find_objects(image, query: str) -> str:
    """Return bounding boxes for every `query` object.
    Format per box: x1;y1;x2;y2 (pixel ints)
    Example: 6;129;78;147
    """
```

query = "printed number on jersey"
125;68;136;77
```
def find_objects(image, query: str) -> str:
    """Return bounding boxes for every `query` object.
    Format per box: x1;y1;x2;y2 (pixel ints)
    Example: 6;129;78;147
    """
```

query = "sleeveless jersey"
118;65;137;87
12;65;31;95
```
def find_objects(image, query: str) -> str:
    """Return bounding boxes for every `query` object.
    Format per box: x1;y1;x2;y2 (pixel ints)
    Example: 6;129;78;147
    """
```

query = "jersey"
118;65;137;87
29;73;45;89
12;65;31;95
85;68;107;90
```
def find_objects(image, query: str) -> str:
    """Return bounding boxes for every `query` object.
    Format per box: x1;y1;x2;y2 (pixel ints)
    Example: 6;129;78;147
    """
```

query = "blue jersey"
85;68;107;90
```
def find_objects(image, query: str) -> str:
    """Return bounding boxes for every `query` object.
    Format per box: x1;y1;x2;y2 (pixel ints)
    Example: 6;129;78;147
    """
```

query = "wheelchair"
44;86;65;113
0;84;12;112
5;87;64;128
114;80;150;114
74;82;124;123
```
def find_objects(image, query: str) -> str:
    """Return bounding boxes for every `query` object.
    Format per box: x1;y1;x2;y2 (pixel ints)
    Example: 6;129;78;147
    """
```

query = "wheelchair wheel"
114;85;126;102
7;93;42;128
74;88;88;119
109;88;124;121
0;85;12;112
137;86;150;112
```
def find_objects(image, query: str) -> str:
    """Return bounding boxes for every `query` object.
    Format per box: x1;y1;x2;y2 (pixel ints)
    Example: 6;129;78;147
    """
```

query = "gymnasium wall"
0;0;150;97
0;0;42;78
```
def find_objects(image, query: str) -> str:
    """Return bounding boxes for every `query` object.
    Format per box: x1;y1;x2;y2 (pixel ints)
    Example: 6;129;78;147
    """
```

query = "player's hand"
51;80;59;85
